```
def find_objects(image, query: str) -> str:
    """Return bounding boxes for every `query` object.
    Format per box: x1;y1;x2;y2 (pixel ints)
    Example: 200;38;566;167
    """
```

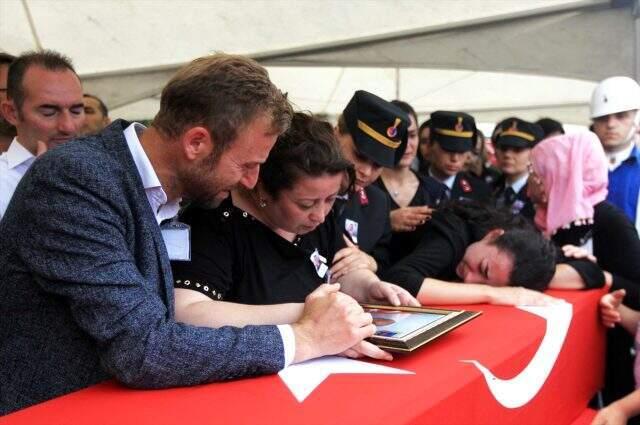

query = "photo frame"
361;304;482;352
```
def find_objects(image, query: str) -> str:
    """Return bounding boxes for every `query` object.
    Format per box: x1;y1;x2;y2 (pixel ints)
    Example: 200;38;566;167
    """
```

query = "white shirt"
122;123;295;367
606;142;635;172
123;123;180;225
508;173;529;195
0;138;36;220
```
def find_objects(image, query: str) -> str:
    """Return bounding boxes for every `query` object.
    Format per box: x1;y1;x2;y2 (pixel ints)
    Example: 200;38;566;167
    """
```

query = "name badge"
310;249;328;278
511;200;525;214
345;219;359;244
161;221;191;261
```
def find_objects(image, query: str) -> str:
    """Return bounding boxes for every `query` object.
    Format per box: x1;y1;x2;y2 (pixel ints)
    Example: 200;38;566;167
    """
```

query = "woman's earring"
259;199;267;208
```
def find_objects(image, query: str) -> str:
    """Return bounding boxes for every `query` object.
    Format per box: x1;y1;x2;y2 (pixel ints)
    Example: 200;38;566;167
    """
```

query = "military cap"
342;90;409;168
429;111;476;153
493;117;544;149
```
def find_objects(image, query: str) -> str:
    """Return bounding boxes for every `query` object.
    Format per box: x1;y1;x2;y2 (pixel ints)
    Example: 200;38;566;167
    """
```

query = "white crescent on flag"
461;302;573;408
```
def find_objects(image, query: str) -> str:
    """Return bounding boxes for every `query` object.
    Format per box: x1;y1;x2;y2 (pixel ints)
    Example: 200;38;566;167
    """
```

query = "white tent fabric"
1;0;637;124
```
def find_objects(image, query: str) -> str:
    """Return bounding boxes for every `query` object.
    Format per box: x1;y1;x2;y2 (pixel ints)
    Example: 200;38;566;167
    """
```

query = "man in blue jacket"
0;53;380;414
590;76;640;235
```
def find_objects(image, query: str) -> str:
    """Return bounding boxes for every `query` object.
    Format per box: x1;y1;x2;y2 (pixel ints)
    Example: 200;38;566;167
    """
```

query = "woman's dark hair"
259;112;355;198
439;201;556;290
438;200;530;236
336;113;349;136
391;100;418;125
493;229;557;291
535;117;565;137
418;118;431;146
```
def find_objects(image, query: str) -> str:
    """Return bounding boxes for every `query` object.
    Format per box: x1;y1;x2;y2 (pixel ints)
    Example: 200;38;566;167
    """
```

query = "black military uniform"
448;172;493;204
334;186;393;271
474;163;502;187
334;90;409;273
427;111;493;204
491;118;544;221
493;175;536;220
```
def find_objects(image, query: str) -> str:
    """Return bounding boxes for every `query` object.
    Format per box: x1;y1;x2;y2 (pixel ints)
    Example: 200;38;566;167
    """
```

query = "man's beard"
178;152;230;208
0;116;16;138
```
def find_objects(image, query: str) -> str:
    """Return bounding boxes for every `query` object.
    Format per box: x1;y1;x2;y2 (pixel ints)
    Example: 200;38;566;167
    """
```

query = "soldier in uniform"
417;118;431;175
492;117;544;221
331;90;409;277
426;111;492;204
465;128;501;186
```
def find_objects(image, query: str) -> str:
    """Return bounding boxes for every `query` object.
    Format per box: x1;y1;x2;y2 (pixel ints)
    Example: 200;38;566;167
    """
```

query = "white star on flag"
279;356;414;402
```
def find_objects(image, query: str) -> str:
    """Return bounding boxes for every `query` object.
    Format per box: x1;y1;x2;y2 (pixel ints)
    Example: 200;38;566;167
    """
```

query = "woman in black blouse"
171;113;418;331
529;132;640;300
382;201;560;306
374;100;445;264
529;131;640;405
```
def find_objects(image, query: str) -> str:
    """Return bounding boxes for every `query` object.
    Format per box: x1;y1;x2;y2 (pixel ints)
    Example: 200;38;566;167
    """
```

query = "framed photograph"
361;304;482;352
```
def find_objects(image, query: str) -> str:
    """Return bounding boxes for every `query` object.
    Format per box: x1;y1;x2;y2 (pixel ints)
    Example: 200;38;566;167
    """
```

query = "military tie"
440;183;451;200
504;186;516;206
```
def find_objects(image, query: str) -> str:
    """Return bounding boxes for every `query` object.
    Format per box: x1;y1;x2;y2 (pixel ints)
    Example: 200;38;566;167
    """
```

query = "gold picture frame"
361;304;482;352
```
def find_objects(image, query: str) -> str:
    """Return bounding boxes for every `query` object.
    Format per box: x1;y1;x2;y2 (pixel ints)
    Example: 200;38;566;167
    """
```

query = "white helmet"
590;76;640;119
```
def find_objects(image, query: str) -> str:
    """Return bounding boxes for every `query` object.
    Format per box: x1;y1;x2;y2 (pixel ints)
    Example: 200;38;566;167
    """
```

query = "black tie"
504;187;516;205
441;183;451;200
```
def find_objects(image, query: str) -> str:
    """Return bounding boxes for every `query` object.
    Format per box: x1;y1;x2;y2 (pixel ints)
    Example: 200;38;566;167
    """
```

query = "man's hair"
259;112;354;198
493;229;557;291
391;100;418;124
7;50;77;110
83;93;109;117
0;52;16;66
153;53;292;156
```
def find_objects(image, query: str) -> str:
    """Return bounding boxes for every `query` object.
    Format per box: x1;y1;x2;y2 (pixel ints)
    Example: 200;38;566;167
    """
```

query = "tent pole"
21;0;43;51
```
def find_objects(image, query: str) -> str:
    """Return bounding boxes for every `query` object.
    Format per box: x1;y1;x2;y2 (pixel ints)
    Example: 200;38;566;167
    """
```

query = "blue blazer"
0;120;284;414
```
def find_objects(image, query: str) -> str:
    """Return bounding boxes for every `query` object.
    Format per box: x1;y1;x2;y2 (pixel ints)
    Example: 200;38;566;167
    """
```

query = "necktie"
504;187;516;205
440;183;451;200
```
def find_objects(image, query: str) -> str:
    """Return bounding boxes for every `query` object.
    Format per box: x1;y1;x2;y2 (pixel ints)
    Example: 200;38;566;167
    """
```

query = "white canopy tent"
0;0;638;124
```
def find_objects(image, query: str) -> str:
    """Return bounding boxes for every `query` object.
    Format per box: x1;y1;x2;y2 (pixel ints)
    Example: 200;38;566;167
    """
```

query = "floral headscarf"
530;132;608;236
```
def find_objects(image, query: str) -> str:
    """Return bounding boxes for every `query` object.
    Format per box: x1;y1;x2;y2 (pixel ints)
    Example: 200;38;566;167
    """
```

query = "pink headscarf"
531;132;608;236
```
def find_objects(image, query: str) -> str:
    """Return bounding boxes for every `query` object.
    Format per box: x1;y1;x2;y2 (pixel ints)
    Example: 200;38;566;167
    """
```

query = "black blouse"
171;198;342;305
374;171;445;264
382;208;478;296
383;202;609;296
553;201;640;308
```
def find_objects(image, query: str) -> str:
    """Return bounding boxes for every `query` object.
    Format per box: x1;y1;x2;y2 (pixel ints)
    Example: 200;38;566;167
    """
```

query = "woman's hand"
364;280;420;307
331;235;377;278
600;289;625;328
487;286;561;306
562;244;597;263
591;402;629;425
389;206;432;232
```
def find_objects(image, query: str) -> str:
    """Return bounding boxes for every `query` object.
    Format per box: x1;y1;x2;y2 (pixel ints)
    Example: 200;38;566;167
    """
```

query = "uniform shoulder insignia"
460;178;472;193
358;188;369;206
